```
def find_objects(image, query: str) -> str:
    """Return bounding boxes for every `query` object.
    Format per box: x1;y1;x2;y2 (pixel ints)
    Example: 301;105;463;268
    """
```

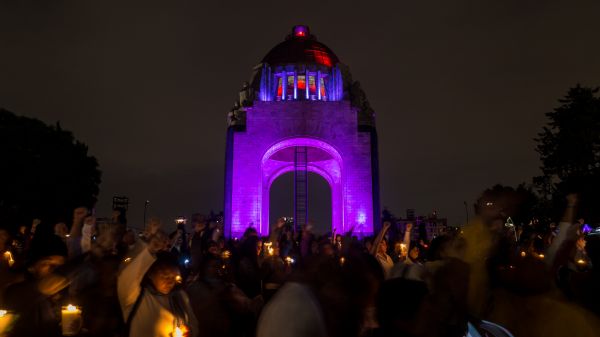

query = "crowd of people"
0;193;599;337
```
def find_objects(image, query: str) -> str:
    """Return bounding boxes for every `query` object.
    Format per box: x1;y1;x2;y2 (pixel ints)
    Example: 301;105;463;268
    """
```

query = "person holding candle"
118;231;198;337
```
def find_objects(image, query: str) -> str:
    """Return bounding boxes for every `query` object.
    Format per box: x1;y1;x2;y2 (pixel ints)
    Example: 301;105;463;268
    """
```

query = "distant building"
395;210;447;242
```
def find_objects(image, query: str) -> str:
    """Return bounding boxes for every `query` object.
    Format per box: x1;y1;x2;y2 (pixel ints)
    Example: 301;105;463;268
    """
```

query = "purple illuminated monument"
224;25;380;238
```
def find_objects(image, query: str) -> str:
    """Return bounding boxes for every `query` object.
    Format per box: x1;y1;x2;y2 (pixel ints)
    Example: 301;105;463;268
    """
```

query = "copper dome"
261;25;339;67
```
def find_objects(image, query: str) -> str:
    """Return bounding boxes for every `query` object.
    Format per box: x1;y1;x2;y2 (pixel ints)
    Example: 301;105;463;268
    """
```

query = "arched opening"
260;137;344;236
269;171;332;235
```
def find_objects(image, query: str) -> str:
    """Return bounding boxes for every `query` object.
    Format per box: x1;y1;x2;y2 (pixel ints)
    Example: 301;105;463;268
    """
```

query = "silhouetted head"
377;278;430;336
147;252;181;294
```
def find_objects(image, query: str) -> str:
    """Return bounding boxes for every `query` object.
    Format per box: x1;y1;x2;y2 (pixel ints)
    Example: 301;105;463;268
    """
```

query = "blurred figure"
3;234;68;337
375;238;393;278
374;278;431;337
190;216;210;273
371;222;393;278
235;236;262;298
54;222;69;242
81;215;96;254
11;225;28;256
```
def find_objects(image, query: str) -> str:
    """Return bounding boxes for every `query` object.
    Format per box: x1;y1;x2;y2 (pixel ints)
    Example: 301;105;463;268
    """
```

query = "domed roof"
262;25;339;67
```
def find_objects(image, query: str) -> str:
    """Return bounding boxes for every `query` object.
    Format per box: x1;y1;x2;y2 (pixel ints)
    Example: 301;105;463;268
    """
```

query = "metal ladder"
294;146;308;234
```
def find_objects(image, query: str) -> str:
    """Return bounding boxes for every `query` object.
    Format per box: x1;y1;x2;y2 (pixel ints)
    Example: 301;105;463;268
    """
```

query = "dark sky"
1;0;599;228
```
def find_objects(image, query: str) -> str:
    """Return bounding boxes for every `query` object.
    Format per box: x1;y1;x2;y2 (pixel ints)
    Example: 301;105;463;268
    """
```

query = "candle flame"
340;257;345;266
577;259;586;265
0;309;7;317
264;242;274;256
4;251;14;267
66;304;78;312
175;275;183;283
123;257;132;263
538;254;545;259
172;325;188;337
520;251;526;257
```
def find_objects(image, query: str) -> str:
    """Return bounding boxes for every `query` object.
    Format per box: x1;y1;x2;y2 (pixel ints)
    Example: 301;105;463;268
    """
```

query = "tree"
475;184;539;226
535;85;600;222
0;109;101;230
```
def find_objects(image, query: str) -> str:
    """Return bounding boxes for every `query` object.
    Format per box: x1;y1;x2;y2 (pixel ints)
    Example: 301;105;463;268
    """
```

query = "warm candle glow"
175;275;183;283
3;251;14;267
221;250;231;259
520;251;526;257
538;254;545;259
340;257;345;266
61;304;82;336
172;324;188;337
0;309;14;335
577;259;586;265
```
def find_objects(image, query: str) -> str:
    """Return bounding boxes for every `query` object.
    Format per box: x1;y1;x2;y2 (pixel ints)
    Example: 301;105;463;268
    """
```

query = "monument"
224;25;380;238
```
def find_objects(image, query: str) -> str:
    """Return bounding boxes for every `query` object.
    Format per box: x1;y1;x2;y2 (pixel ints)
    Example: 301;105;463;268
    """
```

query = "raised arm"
370;222;391;256
117;232;166;320
70;207;88;237
403;222;413;250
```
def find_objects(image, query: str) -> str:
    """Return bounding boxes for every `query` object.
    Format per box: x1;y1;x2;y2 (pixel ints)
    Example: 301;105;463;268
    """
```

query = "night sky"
1;1;599;228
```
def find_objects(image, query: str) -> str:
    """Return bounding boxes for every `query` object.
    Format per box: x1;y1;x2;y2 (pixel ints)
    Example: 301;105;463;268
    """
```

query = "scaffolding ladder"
294;146;308;234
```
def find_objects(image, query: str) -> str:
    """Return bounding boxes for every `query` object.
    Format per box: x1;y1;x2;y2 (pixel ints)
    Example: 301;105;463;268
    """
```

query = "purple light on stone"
226;101;378;238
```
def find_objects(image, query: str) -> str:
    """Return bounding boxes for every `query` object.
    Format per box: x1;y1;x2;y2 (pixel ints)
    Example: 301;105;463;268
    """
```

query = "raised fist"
148;231;169;254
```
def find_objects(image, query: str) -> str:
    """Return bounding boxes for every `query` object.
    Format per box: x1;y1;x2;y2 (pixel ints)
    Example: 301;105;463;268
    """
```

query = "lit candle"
264;242;274;256
285;256;294;265
400;243;408;257
339;257;345;266
3;251;14;267
0;309;15;335
576;259;586;265
520;251;526;257
171;324;188;337
61;304;82;336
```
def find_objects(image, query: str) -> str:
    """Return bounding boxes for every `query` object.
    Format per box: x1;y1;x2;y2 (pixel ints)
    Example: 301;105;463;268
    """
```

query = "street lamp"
143;200;150;226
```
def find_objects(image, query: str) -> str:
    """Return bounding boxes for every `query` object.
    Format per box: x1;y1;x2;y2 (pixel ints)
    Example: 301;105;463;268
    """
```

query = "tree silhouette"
0;109;101;229
535;85;600;222
475;184;539;226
